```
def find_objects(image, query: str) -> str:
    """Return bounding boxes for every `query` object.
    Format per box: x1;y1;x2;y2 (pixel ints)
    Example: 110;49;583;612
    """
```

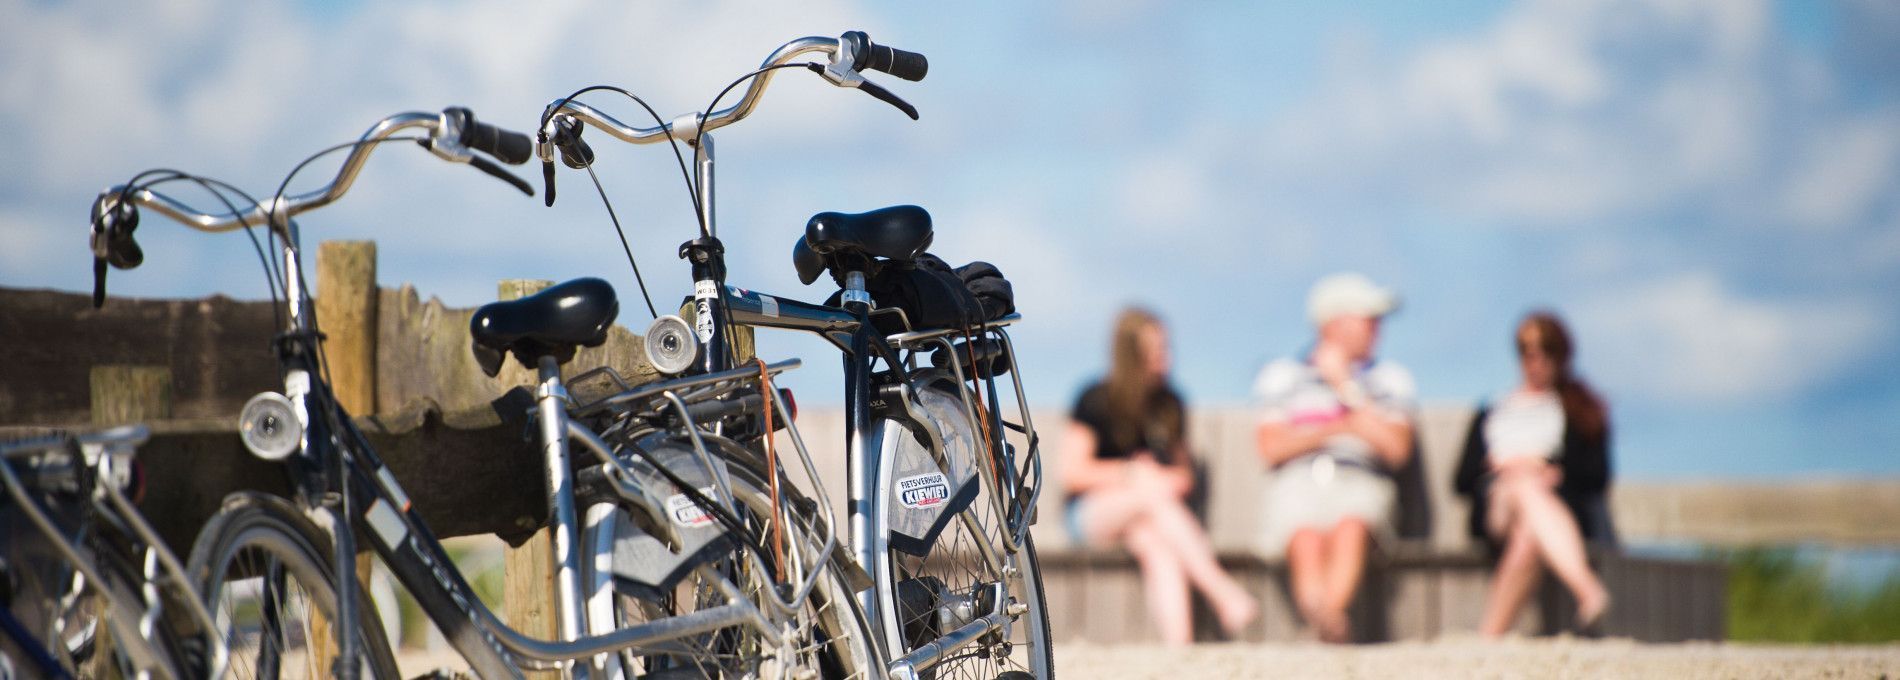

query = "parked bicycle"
541;31;1053;680
0;426;226;679
86;106;874;678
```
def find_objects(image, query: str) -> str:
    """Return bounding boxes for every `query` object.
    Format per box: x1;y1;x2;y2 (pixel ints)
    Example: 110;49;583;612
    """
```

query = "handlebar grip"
453;109;534;165
863;43;928;82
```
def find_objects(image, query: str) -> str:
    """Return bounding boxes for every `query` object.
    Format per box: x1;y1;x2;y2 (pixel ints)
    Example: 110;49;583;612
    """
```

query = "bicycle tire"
876;382;1054;679
185;492;401;680
583;435;881;679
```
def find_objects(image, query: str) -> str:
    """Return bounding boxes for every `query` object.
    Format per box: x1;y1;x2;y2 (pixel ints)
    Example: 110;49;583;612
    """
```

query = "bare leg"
1501;476;1609;622
1125;521;1193;645
1479;520;1543;637
1138;500;1258;632
1077;483;1169;545
1314;518;1368;643
1285;528;1333;639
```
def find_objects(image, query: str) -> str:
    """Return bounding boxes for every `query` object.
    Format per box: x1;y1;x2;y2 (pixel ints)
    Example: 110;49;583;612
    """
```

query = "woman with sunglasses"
1455;311;1613;636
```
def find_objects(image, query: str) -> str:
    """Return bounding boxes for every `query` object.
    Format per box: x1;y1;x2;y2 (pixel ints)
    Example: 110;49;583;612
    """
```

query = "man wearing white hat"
1253;272;1417;643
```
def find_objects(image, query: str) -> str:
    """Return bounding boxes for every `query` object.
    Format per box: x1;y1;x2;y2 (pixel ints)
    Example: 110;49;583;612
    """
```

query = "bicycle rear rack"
884;315;1044;553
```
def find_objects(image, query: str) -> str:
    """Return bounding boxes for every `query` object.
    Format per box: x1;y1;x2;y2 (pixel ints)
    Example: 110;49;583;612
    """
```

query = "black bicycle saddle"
792;205;933;285
469;277;618;377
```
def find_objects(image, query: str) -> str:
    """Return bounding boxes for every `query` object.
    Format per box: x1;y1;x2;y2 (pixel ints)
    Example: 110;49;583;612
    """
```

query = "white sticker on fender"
896;472;950;509
666;487;719;528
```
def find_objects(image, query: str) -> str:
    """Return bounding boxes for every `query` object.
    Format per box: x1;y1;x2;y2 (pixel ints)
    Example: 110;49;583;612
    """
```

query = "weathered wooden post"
316;240;381;660
316;241;378;418
496;278;559;678
89;365;172;425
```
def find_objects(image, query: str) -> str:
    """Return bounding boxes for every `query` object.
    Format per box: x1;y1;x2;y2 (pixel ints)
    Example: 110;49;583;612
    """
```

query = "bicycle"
0;426;227;679
540;31;1054;680
86;106;874;678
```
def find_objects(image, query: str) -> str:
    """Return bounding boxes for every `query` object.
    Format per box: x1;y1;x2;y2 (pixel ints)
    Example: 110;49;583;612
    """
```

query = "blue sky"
2;0;1895;480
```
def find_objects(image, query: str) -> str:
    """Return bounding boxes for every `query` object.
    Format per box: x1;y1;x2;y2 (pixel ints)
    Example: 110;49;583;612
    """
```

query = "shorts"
1064;495;1093;546
1257;454;1397;558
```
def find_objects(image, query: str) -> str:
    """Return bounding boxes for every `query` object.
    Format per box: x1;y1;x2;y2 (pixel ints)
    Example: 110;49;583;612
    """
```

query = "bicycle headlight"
238;392;302;461
644;314;700;376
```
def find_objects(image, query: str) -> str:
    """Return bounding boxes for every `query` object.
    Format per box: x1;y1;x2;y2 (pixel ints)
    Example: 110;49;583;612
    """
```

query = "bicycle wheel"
584;435;879;679
186;492;400;680
877;383;1053;680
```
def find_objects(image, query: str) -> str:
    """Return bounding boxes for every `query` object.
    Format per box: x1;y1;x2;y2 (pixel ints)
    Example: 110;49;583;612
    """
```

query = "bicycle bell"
644;314;700;375
238;392;302;460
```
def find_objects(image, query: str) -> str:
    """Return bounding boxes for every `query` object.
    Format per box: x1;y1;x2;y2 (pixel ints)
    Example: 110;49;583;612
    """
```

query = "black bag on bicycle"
829;253;983;334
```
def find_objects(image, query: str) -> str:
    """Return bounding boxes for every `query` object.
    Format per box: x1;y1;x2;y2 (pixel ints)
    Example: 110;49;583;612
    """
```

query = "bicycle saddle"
469;277;618;377
792;204;934;285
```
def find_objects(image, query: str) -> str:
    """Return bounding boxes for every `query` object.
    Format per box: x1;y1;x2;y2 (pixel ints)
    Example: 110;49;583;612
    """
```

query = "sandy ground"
397;637;1900;678
1053;637;1900;679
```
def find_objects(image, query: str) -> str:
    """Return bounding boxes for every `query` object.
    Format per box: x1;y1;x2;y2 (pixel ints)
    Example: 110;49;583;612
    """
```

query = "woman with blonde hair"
1455;311;1613;636
1060;308;1257;645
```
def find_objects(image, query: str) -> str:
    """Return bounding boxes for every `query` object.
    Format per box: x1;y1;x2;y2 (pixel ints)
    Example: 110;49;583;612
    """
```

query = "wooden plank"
89;365;171;425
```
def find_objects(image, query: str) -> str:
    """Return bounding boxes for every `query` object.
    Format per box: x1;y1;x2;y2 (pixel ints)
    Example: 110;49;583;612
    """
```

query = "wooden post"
89;365;172;425
317;241;378;416
317;240;383;657
497;278;560;678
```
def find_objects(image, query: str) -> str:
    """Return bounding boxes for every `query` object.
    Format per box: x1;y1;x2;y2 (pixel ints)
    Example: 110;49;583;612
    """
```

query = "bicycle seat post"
532;354;588;651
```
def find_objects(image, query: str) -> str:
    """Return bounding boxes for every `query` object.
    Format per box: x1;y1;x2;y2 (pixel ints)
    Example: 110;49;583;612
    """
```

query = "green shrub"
1720;547;1900;643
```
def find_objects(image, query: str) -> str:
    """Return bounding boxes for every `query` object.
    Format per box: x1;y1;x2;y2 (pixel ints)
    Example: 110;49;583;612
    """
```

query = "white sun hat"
1307;272;1401;326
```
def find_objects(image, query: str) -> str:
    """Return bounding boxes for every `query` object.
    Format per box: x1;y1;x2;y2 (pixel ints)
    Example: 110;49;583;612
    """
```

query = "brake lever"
469;155;536;196
92;258;108;308
542;155;558;207
857;79;919;120
805;64;919;120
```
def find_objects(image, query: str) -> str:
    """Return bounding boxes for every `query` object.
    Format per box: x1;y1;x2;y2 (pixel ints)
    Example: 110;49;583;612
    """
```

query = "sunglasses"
1516;340;1560;360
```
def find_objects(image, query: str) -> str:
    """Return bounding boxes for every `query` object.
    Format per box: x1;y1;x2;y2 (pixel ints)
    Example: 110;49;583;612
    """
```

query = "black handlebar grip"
843;31;928;82
451;108;534;165
865;43;928;82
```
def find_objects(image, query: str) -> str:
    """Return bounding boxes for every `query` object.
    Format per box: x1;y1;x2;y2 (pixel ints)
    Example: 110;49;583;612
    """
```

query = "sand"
1053;637;1900;679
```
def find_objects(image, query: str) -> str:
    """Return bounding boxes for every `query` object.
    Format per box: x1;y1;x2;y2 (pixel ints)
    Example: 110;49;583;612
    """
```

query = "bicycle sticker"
694;280;719;300
666;487;719;528
896;472;950;509
759;294;780;318
695;300;714;342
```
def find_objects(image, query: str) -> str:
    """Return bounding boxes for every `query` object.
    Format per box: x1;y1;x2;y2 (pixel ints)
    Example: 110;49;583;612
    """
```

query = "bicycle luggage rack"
564;359;844;615
883;314;1044;552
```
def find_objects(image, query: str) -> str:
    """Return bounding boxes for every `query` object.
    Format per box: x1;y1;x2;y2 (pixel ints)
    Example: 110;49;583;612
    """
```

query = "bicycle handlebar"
92;109;528;237
87;108;534;307
539;31;927;155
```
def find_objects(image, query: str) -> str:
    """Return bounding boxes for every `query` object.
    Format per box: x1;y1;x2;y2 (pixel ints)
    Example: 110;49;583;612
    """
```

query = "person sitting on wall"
1254;272;1416;643
1059;307;1258;645
1455;310;1613;636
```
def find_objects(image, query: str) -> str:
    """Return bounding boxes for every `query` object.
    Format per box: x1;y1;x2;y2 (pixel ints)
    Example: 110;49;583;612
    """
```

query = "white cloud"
1779;116;1900;230
1255;0;1899;234
1573;272;1886;402
1113;151;1213;230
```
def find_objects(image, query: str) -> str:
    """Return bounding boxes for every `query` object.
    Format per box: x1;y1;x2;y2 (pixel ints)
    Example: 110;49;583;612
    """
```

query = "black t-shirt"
1070;381;1186;464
